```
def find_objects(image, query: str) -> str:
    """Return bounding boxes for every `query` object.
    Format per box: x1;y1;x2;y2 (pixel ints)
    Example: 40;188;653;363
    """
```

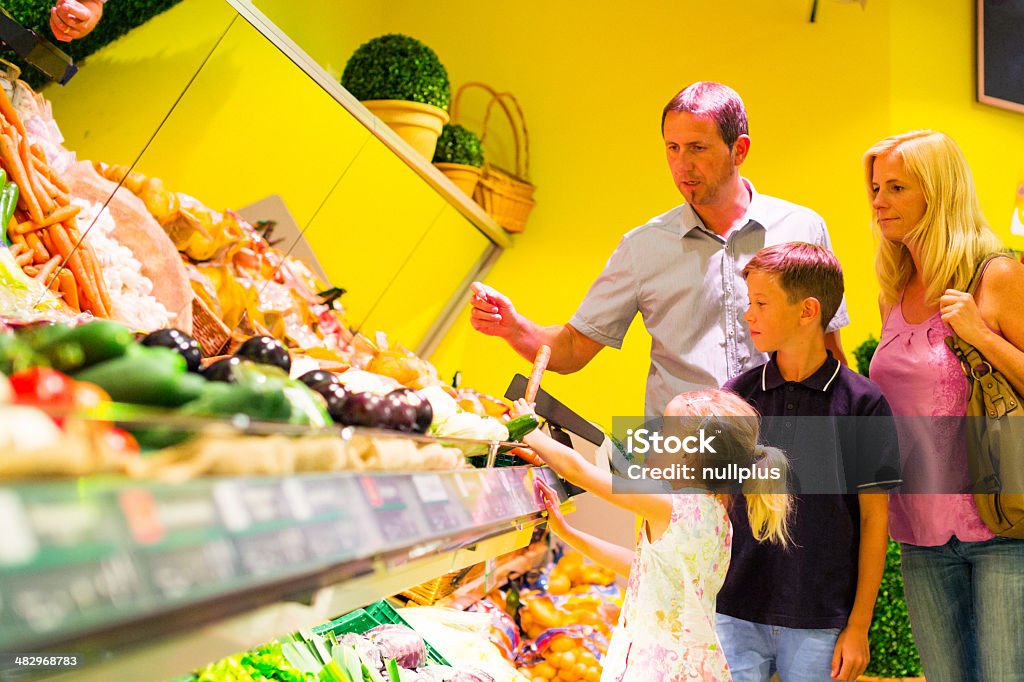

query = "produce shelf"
0;466;567;680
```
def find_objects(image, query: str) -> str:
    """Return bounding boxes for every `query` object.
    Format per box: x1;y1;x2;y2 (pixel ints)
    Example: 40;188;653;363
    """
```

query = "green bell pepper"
0;179;19;247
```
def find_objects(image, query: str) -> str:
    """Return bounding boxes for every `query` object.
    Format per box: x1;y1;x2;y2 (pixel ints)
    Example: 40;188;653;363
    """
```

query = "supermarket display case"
0;414;568;680
0;1;561;679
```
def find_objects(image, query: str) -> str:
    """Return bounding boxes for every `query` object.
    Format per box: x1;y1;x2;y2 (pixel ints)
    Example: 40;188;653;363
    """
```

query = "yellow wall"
46;0;1024;426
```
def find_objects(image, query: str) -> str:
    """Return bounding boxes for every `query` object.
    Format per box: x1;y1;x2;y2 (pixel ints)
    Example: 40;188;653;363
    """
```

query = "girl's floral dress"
600;493;732;681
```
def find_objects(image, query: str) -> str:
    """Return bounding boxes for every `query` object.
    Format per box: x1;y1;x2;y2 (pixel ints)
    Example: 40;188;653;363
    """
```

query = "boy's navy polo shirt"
716;352;900;630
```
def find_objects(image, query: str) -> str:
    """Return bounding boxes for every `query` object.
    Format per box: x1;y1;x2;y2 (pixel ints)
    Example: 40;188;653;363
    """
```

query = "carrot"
19;135;54;214
34;170;67;206
34;255;61;283
13;205;79;234
57;269;79;311
0;133;43;223
0;85;26;138
32;166;56;194
525;345;551;403
24;231;48;263
76;238;112;317
64;221;113;315
48;224;105;317
30;153;70;195
35;226;55;258
14;250;33;268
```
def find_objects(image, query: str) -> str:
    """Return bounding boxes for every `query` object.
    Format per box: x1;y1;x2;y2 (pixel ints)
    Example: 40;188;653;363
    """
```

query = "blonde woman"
515;389;790;682
865;130;1024;681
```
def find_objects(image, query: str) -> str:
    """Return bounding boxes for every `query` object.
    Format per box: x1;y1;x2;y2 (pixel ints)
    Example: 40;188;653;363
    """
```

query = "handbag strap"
945;251;1021;418
966;252;1012;296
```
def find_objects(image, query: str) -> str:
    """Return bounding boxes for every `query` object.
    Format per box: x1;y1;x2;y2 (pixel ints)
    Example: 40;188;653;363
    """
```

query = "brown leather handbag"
945;253;1024;538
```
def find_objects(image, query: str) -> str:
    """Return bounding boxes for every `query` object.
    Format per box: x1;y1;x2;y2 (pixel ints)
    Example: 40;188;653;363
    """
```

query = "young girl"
513;389;790;682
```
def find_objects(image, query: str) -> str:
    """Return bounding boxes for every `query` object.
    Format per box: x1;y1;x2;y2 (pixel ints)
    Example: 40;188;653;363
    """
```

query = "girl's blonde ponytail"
743;445;792;547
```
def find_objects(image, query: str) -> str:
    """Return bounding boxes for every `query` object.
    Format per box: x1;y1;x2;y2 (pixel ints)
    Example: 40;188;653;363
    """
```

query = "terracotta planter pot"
434;162;482;197
362;99;449;159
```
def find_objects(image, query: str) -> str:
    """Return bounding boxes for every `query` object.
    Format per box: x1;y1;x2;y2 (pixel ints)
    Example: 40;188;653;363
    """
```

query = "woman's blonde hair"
863;130;1002;306
664;389;792;546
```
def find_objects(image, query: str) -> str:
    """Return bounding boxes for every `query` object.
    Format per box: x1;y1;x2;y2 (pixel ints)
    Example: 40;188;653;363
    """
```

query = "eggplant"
201;356;242;383
337;392;393;428
387;389;432;434
297;369;340;391
141;328;202;373
320;382;351;423
234;335;291;373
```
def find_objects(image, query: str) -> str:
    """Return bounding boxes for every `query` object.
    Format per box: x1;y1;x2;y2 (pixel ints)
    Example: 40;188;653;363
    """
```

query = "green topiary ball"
341;34;450;110
853;335;879;377
432;124;484;167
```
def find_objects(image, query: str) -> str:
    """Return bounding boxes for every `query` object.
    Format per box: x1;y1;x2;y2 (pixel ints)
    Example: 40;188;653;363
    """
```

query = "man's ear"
732;135;751;166
801;297;822;327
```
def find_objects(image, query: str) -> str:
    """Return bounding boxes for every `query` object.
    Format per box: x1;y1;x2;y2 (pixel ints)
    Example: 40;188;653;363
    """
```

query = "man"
470;81;848;416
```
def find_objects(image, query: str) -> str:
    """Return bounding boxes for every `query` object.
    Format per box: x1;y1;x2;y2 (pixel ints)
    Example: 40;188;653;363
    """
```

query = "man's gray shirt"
569;180;850;416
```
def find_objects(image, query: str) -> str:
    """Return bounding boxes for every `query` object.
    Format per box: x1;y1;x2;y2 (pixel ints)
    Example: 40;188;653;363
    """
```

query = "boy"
716;242;900;682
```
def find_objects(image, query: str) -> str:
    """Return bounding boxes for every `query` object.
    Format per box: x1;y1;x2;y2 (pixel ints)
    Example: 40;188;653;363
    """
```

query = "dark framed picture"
977;0;1024;114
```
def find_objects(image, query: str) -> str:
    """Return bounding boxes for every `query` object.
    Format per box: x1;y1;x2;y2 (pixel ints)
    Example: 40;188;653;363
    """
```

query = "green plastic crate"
314;599;450;667
467;453;530;468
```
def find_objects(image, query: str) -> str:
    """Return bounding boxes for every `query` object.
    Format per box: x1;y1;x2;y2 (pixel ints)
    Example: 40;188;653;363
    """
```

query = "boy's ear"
800;297;822;327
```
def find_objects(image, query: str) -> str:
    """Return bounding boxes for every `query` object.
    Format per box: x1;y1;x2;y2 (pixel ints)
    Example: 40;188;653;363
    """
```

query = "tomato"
104;427;140;455
8;367;76;410
71;381;110;411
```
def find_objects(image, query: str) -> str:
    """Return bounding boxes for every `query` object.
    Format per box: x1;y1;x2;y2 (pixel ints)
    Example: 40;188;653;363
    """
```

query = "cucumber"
506;413;540;442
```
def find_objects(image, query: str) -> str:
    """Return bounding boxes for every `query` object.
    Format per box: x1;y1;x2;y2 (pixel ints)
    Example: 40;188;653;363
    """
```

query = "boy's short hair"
743;243;844;330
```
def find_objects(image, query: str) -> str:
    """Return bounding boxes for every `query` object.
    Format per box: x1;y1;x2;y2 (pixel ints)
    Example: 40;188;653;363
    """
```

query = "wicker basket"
452;82;536;233
190;296;232;357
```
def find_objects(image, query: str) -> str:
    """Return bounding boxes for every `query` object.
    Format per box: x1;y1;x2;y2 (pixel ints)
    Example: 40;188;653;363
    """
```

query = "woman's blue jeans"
901;536;1024;682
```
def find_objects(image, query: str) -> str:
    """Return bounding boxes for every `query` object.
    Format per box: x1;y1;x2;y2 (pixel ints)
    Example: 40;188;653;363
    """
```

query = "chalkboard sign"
978;0;1024;113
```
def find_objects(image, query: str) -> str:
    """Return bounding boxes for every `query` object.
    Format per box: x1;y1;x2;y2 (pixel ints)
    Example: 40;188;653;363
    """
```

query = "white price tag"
213;482;250;531
412;475;449;504
0;491;37;565
282;479;313;520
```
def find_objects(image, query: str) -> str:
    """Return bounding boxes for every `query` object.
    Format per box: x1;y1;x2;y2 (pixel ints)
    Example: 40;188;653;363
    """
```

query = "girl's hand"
510;398;537;420
535;478;568;537
940;288;991;347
